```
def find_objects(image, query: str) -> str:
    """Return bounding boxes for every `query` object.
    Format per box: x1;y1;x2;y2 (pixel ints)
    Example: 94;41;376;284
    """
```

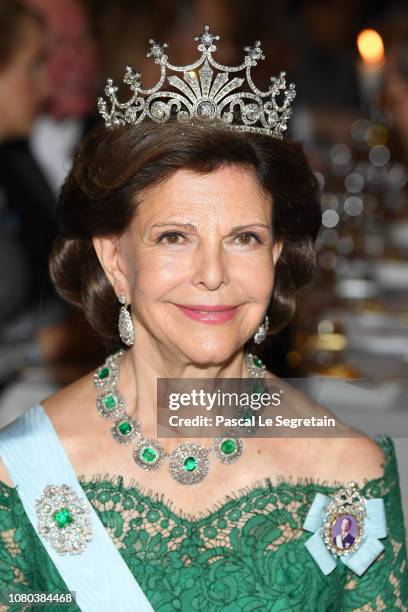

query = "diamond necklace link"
93;350;266;485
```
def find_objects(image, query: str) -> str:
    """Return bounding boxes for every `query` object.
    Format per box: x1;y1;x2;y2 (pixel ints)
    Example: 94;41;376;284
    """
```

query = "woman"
0;26;407;612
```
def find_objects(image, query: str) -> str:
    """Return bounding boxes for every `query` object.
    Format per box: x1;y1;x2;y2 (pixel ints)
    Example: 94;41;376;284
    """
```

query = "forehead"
135;165;272;222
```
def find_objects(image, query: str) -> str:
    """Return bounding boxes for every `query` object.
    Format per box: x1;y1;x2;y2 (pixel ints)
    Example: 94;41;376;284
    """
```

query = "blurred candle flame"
357;29;384;65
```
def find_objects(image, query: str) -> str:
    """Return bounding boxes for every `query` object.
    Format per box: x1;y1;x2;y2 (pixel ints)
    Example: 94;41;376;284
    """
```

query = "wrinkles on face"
117;165;281;364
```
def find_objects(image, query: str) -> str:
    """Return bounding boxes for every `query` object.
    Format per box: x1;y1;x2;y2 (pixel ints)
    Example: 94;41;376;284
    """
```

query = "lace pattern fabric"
0;434;407;611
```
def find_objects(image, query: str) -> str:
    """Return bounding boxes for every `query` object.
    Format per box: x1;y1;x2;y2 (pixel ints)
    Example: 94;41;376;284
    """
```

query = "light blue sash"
0;403;155;612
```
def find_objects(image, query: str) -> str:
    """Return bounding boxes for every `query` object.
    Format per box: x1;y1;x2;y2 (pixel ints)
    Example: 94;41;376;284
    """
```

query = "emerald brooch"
35;484;93;555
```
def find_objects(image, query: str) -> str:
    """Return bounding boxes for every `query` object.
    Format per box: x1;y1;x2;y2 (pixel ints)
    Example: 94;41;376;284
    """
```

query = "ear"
272;239;284;266
92;236;130;301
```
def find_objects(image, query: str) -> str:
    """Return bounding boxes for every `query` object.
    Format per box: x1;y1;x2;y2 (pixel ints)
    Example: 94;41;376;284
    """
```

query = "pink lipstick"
175;304;239;324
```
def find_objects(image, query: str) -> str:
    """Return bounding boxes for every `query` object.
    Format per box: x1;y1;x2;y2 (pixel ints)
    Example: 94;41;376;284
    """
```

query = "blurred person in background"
0;0;47;322
0;0;102;426
0;0;64;404
27;0;99;195
0;0;69;422
0;0;45;138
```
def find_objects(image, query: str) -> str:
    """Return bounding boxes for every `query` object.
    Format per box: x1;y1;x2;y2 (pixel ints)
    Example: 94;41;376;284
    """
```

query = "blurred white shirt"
29;115;82;196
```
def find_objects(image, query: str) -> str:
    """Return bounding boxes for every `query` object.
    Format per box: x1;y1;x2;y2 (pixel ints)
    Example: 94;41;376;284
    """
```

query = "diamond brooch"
35;484;93;555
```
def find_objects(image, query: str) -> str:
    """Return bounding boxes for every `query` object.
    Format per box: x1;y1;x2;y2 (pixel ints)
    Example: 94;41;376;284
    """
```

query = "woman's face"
0;18;46;138
110;164;283;364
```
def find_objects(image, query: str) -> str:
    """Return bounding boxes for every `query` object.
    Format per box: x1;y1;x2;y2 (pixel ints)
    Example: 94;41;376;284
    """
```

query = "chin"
181;338;241;366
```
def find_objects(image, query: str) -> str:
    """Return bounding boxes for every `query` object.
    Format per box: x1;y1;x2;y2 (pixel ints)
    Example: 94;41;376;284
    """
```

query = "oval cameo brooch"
324;481;366;555
302;481;387;576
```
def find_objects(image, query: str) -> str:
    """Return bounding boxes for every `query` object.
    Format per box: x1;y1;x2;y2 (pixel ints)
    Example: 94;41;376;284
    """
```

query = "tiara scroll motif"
98;25;296;138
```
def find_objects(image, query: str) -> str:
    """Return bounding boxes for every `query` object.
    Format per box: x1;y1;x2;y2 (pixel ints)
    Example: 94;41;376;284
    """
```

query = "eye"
156;231;186;245
234;232;263;245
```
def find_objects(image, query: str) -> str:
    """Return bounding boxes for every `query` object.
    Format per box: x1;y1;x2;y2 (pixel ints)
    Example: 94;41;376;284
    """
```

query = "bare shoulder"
294;400;387;486
263;370;386;486
40;369;96;434
321;431;387;487
0;458;14;487
0;369;96;489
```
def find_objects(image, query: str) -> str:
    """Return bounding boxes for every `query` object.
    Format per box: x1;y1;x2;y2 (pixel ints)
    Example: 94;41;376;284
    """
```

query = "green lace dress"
0;434;407;611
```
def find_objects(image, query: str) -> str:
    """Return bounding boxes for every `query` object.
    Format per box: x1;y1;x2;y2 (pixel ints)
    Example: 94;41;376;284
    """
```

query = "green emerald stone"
253;356;263;368
252;381;265;393
221;438;237;455
141;447;158;463
243;410;253;422
183;456;198;472
53;507;73;528
98;366;110;380
103;394;117;410
118;420;133;436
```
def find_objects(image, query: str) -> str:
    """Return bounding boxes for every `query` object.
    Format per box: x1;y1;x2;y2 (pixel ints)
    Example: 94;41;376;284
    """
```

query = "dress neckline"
0;403;395;523
75;465;387;524
73;433;393;523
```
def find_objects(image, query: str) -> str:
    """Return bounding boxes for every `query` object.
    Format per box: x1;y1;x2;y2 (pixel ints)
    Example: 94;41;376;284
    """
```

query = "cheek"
128;251;189;299
0;78;29;131
10;71;36;113
231;250;276;298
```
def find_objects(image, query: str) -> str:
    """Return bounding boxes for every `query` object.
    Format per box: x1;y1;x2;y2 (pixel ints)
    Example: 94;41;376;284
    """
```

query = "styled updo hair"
49;120;321;350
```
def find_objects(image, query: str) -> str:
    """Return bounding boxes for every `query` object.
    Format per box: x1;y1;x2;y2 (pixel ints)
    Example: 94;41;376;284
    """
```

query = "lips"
175;304;240;324
177;304;238;311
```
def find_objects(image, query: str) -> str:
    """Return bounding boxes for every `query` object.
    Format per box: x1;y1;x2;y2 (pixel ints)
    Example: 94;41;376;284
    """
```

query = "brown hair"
0;0;44;70
49;120;321;351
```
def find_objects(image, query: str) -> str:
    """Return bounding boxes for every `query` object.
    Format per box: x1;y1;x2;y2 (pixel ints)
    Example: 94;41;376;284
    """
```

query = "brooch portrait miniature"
302;481;387;576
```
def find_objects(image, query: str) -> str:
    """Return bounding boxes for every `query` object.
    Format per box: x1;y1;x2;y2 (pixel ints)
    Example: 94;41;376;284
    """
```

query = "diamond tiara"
97;25;296;138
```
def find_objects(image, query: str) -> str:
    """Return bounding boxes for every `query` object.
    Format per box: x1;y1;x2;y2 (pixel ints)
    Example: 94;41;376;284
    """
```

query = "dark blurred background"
0;0;407;510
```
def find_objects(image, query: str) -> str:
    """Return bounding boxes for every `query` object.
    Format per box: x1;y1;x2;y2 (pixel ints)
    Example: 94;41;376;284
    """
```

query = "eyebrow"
149;222;271;231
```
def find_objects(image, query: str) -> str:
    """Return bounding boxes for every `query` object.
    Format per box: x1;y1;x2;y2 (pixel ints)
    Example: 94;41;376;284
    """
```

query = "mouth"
175;304;240;324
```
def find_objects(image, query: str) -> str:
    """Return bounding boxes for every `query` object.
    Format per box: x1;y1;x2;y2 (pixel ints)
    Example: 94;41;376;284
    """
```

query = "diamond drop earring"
253;315;269;344
118;294;134;346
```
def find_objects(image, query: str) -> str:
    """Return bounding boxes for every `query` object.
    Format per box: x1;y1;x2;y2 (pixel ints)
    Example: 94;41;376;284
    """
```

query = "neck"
116;344;249;436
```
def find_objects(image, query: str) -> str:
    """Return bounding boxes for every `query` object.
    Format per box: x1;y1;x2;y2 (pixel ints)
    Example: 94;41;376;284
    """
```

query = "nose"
191;237;230;290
